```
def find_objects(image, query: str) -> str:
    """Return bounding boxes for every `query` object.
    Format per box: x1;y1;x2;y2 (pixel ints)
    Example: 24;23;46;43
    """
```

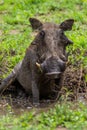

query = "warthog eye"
40;30;45;37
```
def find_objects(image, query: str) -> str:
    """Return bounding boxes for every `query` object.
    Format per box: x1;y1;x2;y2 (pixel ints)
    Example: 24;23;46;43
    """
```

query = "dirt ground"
0;62;87;113
62;64;87;100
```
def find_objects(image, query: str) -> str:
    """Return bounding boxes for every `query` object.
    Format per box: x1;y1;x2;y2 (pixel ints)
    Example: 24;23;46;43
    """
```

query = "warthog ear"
29;18;43;30
59;19;74;31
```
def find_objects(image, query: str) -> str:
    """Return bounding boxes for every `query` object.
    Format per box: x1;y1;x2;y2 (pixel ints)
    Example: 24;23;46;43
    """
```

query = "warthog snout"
36;56;66;79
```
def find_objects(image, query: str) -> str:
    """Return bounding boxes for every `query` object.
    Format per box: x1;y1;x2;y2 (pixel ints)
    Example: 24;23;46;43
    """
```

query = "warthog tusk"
36;62;43;72
36;62;41;68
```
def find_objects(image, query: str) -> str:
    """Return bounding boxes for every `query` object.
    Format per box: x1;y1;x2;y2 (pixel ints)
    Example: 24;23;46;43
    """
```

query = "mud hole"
0;64;87;114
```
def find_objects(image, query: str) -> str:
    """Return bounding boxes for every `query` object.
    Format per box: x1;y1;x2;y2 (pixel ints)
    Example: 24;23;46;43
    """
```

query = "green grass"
0;0;87;129
0;0;87;76
1;102;87;130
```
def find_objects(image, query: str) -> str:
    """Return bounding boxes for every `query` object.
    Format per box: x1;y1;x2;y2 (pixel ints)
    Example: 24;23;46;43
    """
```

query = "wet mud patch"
0;64;87;114
0;83;55;114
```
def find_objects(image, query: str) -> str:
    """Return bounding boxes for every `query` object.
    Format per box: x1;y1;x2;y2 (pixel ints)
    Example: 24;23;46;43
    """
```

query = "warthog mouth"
36;62;64;79
45;72;61;79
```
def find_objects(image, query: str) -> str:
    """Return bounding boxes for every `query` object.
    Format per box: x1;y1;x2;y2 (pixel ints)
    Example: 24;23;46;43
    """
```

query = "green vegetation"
0;0;87;77
0;0;87;129
1;102;87;130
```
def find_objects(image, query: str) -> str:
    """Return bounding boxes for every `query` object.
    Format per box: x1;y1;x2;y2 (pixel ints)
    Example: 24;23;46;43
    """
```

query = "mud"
62;64;87;100
0;63;87;114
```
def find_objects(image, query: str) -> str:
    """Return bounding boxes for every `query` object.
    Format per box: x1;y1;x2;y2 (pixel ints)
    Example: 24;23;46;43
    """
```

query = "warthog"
0;18;74;105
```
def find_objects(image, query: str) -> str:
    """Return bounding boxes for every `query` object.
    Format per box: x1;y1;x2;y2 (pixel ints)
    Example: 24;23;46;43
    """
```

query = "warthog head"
30;18;74;79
